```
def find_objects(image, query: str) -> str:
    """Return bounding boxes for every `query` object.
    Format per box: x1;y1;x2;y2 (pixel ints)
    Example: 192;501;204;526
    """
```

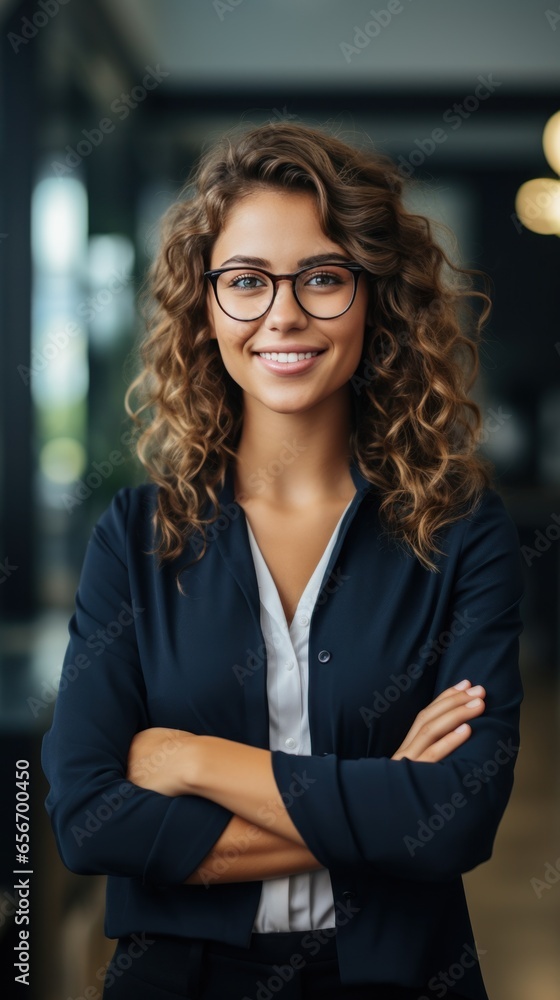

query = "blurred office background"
0;0;559;997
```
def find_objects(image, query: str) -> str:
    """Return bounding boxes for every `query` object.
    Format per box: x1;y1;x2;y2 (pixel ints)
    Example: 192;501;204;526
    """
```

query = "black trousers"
101;928;469;999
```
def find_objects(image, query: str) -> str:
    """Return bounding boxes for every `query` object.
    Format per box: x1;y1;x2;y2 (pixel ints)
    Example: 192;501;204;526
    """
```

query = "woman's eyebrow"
218;252;353;268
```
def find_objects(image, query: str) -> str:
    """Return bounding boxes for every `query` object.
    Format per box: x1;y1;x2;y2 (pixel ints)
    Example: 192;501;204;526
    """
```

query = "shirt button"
318;649;331;663
285;660;295;670
297;614;309;627
284;737;297;749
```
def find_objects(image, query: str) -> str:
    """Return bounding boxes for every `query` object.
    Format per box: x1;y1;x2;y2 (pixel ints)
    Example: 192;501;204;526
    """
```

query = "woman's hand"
391;679;486;763
126;727;196;796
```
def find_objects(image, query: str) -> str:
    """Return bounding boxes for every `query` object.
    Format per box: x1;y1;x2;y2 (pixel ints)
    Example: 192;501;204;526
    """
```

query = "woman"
41;121;525;1000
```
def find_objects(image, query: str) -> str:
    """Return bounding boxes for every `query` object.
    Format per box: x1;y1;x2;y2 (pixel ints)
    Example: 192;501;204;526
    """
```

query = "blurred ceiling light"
515;110;560;236
543;109;560;176
515;178;560;235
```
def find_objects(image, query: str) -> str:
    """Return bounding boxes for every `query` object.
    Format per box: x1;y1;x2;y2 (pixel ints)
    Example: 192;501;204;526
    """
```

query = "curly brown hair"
124;119;495;590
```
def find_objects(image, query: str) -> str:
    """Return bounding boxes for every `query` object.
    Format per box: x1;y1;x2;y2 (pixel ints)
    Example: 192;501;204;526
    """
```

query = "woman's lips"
253;351;325;375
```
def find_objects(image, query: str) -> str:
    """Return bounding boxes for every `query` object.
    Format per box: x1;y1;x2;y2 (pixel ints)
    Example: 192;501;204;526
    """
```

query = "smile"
254;351;325;375
258;351;320;362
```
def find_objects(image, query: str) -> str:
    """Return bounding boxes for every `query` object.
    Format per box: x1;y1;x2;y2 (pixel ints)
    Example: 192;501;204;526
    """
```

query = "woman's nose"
266;279;306;325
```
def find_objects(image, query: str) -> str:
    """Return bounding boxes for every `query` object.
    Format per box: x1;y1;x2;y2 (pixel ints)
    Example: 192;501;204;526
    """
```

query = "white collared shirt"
245;497;354;932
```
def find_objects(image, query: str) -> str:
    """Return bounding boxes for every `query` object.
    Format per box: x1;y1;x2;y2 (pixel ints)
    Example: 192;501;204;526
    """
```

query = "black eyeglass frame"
203;262;365;321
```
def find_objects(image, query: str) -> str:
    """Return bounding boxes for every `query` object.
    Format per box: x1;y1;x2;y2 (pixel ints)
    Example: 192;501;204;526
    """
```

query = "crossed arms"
126;679;487;885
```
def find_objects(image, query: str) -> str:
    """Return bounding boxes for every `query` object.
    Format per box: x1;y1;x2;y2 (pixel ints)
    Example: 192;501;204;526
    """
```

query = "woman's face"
205;187;370;416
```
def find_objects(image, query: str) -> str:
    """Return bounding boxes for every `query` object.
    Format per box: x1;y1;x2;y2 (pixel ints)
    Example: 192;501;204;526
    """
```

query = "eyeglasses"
203;262;365;322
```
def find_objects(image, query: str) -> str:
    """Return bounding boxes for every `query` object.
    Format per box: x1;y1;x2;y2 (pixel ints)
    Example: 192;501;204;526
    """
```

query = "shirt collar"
220;455;374;508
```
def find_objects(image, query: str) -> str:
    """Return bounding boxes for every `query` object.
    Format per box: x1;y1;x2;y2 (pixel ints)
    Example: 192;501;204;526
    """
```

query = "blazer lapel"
213;461;270;747
213;457;375;749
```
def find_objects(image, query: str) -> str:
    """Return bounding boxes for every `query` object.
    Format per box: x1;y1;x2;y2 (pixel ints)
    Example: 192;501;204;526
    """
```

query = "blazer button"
317;649;331;663
342;889;357;900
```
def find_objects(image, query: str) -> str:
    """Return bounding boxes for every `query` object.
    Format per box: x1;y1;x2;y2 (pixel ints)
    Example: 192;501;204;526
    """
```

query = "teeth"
259;351;319;362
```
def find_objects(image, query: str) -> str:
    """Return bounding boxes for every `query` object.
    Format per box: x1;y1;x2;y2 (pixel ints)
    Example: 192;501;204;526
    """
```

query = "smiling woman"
41;120;524;1000
203;187;371;458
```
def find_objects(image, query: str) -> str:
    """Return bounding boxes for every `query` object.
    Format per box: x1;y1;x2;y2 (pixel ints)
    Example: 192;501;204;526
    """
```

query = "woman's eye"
229;273;266;289
306;270;341;287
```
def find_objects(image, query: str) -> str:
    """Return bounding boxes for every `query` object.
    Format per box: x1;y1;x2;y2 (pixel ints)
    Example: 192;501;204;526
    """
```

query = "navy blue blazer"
41;458;525;1000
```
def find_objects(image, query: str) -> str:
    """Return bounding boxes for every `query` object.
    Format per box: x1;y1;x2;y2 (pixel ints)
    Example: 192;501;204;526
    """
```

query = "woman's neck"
233;391;355;509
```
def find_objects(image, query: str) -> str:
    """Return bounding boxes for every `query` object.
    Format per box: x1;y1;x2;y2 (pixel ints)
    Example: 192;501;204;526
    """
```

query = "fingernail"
467;698;482;707
454;679;470;690
467;685;483;696
455;723;469;733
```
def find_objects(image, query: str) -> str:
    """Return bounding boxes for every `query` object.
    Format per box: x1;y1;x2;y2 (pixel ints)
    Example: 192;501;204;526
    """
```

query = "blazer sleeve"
41;486;233;886
270;487;526;882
